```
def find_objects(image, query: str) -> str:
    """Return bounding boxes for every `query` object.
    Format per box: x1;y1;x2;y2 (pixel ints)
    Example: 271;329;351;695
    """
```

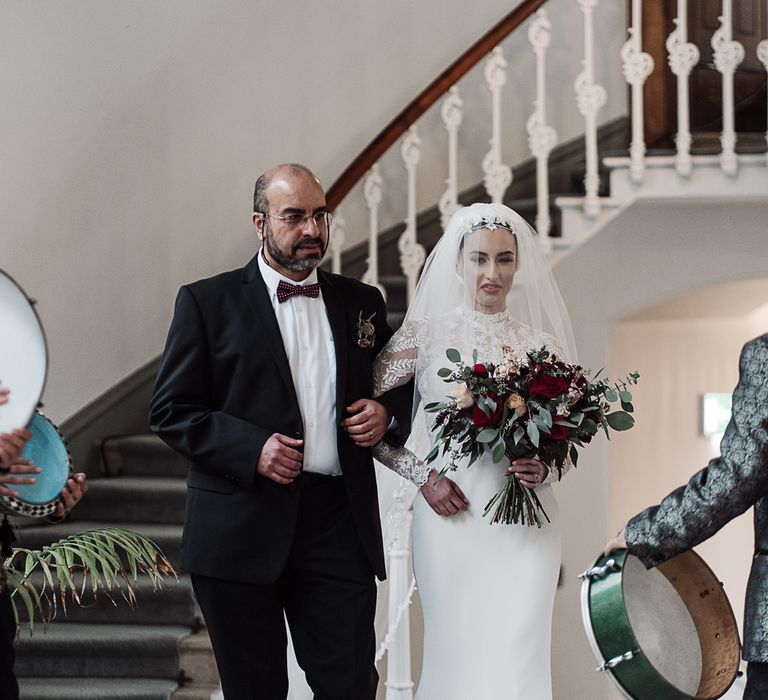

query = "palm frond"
3;527;176;634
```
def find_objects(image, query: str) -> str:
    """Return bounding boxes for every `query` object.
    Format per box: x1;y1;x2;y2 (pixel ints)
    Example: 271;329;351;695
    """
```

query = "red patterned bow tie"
276;280;321;303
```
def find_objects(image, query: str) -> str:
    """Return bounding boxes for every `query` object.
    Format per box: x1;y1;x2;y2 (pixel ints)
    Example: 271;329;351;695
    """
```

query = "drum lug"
578;558;620;581
596;649;638;673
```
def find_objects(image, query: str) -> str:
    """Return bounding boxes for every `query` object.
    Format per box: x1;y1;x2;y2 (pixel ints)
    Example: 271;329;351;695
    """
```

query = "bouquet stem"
482;474;551;527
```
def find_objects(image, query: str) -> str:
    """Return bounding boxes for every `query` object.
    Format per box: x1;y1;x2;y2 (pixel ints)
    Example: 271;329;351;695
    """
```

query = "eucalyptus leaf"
491;440;506;463
527;421;540;448
604;389;618;402
446;348;461;363
513;427;525;445
476;428;499;443
606;411;636;431
619;390;632;403
437;368;452;378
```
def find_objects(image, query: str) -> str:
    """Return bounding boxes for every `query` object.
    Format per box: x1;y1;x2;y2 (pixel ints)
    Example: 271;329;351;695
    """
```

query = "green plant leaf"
446;348;461;363
604;389;618;402
476;428;498;443
437;368;452;378
527;421;540;448
606;411;635;431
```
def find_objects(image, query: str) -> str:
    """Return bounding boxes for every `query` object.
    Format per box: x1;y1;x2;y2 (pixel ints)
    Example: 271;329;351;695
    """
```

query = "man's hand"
604;525;628;556
420;469;470;517
257;434;303;484
0;429;32;472
54;473;89;517
342;399;390;447
0;459;40;498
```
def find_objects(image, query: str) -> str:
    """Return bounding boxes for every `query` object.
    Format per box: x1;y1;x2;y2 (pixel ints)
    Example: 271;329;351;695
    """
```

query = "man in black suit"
149;164;411;700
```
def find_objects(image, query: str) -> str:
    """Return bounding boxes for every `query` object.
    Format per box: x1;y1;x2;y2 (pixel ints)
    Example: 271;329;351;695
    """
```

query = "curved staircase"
14;435;219;700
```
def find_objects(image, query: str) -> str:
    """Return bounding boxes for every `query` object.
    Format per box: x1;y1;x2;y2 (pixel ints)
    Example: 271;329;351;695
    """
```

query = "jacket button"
288;482;298;491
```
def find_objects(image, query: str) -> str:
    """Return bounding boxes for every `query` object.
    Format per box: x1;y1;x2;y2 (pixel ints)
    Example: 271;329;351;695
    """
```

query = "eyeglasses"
261;211;333;231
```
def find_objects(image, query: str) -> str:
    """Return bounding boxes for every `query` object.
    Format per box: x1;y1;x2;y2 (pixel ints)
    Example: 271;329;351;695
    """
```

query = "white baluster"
758;40;768;166
575;0;607;218
666;0;700;177
482;47;513;204
712;0;745;176
526;9;557;249
382;484;416;700
399;126;426;303
362;164;386;299
439;86;464;229
621;0;654;183
329;208;346;275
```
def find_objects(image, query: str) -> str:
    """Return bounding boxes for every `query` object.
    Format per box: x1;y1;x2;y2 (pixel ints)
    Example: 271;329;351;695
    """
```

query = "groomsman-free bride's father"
149;164;411;700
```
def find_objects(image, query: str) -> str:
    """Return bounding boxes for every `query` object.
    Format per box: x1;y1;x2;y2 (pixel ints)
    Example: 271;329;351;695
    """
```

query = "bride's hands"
420;469;469;517
506;458;548;489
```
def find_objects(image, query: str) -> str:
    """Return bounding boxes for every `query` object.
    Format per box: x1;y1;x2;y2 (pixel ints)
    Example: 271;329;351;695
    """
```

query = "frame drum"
0;270;48;433
1;412;71;518
581;549;740;700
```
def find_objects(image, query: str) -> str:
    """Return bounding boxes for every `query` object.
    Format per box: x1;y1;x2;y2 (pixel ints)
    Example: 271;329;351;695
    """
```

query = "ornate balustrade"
323;3;768;697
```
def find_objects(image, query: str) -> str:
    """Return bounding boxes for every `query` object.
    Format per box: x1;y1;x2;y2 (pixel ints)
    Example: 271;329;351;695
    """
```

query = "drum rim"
0;268;50;427
580;552;635;700
582;548;741;700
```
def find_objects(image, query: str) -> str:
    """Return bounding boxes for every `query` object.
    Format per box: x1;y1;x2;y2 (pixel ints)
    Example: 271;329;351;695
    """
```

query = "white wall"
550;197;768;699
0;0;626;421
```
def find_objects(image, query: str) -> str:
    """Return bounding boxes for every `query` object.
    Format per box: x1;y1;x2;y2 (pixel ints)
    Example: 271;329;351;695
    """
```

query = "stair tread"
19;677;178;700
16;621;191;643
82;476;187;491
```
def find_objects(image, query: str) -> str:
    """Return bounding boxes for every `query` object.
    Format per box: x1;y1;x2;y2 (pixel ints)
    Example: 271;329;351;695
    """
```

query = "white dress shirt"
258;250;341;475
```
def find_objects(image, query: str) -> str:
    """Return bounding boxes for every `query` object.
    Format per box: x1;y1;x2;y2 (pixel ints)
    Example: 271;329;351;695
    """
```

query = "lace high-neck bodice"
372;306;568;486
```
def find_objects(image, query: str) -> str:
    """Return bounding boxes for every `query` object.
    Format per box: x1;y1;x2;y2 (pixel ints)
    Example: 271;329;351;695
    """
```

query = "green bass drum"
580;549;741;699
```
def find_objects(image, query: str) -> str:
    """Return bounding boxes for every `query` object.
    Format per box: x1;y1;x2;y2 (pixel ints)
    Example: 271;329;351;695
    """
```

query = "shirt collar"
258;247;319;299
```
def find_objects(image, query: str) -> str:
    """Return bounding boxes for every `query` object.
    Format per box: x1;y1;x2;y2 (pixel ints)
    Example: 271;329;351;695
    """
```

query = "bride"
373;202;577;699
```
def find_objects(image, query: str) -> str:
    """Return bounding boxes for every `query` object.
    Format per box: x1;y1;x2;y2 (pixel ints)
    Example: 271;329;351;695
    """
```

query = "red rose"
473;363;489;377
549;424;569;441
528;375;569;400
471;391;503;427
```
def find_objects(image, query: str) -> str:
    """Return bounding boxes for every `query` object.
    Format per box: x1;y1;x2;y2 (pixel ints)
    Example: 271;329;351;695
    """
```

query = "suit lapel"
318;270;349;413
240;255;300;409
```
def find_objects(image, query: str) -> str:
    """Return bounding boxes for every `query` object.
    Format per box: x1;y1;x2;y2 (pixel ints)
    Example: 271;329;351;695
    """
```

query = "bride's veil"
405;202;577;457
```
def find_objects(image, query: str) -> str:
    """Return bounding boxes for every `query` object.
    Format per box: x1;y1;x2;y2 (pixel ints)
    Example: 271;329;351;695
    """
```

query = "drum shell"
583;549;740;700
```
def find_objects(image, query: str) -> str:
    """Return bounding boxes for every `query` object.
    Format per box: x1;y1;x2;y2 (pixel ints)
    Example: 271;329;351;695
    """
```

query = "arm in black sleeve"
149;286;270;487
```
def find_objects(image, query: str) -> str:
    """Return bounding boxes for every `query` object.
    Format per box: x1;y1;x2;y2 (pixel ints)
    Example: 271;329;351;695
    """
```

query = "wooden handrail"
327;0;548;209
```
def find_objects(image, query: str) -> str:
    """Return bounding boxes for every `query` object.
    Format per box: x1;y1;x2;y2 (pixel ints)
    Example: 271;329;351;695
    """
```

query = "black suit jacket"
149;254;411;584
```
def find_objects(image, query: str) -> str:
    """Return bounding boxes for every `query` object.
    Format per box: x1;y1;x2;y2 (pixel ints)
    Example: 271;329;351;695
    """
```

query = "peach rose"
507;393;527;417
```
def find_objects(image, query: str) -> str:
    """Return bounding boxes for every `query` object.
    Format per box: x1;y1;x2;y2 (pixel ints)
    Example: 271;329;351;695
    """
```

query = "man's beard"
264;221;326;273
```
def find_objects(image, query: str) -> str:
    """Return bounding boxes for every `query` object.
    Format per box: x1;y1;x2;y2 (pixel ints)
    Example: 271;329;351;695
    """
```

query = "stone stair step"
15;623;191;678
16;521;184;568
103;435;191;478
19;677;179;700
179;630;219;687
72;476;187;524
16;574;197;627
171;685;220;700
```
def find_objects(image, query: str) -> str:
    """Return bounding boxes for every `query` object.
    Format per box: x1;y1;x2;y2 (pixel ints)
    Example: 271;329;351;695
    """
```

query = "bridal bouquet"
424;346;639;527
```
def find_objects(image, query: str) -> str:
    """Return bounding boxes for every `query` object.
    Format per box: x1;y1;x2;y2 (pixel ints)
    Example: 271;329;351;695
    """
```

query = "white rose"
453;383;475;409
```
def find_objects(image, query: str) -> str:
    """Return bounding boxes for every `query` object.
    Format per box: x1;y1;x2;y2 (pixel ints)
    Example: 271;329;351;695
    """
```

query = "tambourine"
1;412;72;518
0;269;48;433
580;548;740;699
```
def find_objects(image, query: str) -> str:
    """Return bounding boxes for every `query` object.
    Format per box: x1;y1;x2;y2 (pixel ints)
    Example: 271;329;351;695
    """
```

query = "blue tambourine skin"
1;412;71;517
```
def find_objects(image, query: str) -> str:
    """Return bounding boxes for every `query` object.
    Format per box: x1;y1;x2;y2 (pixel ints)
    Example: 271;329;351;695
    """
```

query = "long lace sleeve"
372;320;421;397
373;441;431;487
373;321;432;487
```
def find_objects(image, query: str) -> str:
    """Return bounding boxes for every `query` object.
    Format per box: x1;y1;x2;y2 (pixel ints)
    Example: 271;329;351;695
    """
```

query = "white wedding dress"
374;306;568;700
